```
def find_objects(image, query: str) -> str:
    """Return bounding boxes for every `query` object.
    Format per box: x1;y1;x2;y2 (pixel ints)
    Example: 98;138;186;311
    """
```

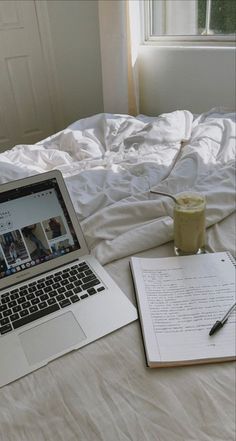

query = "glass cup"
173;192;206;256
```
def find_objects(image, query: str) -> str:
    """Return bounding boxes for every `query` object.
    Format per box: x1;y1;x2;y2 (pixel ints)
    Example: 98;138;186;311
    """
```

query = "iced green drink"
174;192;206;255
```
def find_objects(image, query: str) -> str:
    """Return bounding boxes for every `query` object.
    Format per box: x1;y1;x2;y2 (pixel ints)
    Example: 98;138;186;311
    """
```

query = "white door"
0;0;58;152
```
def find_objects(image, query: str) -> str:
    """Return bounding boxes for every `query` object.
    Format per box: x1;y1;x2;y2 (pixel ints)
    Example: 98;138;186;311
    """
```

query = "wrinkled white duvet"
0;108;236;441
0;108;235;263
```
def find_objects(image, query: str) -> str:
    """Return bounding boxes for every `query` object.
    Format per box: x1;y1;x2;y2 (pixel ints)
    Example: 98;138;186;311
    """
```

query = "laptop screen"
0;178;80;280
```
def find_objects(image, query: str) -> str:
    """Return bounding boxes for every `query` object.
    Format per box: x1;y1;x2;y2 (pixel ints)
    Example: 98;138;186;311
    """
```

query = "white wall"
46;0;103;128
138;46;236;115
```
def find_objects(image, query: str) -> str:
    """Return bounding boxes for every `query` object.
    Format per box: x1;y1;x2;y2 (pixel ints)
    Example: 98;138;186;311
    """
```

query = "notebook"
130;252;236;367
0;170;137;387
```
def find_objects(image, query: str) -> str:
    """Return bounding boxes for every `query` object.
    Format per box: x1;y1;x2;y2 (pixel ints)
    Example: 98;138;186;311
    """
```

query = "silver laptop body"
0;170;137;387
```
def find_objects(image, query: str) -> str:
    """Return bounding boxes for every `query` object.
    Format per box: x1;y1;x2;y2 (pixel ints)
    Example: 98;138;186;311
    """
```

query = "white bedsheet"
0;108;235;441
0;108;235;264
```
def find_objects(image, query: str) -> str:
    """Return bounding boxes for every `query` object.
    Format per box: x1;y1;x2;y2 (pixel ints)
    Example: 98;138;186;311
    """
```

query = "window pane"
209;0;236;34
198;0;207;33
151;0;236;36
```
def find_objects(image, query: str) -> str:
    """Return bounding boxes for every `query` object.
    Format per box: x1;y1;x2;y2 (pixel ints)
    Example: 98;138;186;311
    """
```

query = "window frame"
143;0;236;47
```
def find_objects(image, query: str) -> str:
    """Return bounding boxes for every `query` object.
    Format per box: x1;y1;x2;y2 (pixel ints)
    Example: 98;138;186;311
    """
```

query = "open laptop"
0;170;137;387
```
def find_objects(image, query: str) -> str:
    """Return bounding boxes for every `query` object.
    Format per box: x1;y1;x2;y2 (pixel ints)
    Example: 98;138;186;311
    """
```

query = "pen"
209;301;236;336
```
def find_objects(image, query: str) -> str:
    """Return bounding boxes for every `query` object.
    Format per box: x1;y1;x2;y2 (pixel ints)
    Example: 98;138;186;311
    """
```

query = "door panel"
0;0;55;152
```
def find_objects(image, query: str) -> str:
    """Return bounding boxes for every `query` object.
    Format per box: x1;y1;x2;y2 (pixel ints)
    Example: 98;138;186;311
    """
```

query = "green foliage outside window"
198;0;236;34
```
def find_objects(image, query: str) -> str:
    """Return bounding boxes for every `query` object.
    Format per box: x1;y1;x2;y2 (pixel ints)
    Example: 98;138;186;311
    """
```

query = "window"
145;0;236;42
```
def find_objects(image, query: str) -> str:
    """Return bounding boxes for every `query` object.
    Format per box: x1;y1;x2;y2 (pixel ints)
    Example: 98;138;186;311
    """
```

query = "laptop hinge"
0;258;81;293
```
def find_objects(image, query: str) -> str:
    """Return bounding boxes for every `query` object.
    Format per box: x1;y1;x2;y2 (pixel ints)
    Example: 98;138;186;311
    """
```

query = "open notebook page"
131;252;236;366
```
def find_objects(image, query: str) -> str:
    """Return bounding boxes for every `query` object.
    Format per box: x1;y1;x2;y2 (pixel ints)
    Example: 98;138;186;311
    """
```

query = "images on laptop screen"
0;178;80;279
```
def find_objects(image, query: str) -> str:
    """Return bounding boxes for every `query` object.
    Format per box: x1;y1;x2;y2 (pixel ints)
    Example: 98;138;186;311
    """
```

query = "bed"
0;108;235;441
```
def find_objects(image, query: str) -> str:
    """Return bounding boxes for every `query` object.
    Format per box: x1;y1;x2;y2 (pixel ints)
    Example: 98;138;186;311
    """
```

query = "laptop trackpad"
19;312;86;366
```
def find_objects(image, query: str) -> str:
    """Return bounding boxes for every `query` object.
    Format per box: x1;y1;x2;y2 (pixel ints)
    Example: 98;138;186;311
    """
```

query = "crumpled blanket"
0;108;235;264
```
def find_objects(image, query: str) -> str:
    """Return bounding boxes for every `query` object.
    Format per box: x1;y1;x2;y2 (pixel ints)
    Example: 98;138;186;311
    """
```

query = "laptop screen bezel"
0;170;90;292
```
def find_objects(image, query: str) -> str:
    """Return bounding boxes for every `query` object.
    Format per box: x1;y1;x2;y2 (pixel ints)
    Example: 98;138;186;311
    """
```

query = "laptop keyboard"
0;261;105;336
